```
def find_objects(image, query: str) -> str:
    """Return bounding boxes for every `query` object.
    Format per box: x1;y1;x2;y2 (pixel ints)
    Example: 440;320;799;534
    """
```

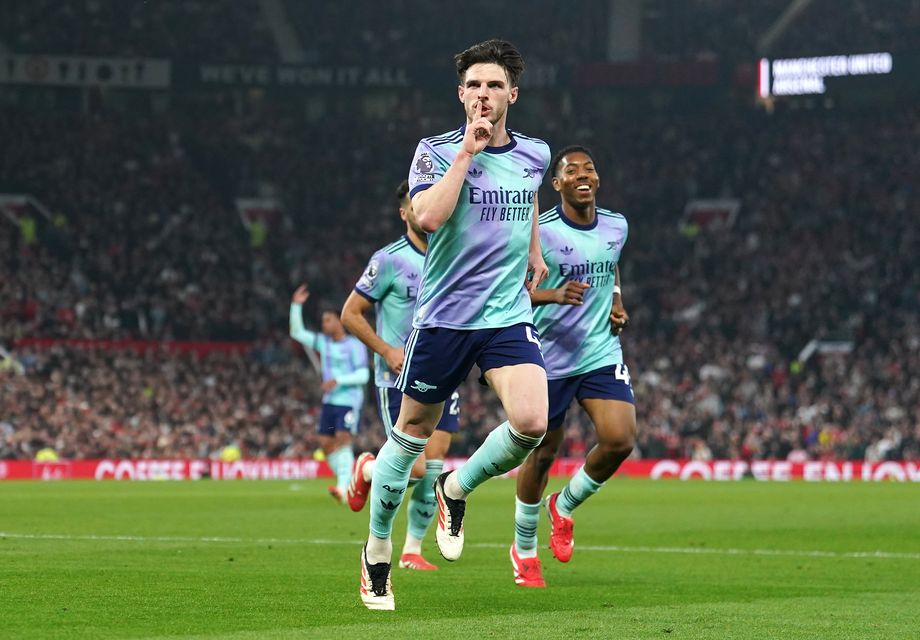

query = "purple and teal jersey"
533;205;629;379
354;235;425;388
289;304;368;409
407;126;551;330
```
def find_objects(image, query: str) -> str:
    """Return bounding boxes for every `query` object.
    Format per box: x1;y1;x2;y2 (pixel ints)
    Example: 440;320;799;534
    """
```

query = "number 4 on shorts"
614;364;631;386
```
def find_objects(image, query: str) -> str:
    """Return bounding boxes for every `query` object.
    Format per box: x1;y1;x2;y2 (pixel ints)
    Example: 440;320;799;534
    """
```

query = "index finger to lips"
475;100;482;118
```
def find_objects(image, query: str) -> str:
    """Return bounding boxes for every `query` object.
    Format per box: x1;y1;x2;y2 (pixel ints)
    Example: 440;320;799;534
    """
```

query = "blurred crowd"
0;0;275;62
641;0;920;61
2;95;918;462
287;0;606;66
764;0;920;58
2;0;917;66
1;345;308;460
0;109;288;340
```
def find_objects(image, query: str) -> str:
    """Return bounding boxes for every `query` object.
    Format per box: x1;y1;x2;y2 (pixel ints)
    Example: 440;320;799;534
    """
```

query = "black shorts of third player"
377;386;460;436
396;322;545;404
317;403;360;436
547;364;635;431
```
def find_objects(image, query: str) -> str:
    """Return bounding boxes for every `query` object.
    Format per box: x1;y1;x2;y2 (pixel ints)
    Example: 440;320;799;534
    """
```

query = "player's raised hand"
610;300;630;335
555;280;590;305
462;101;493;156
383;345;405;375
292;284;309;304
526;250;550;293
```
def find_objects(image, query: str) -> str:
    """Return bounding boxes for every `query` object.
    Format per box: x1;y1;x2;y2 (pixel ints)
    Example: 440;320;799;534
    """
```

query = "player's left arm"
289;284;320;350
526;193;549;292
610;264;630;335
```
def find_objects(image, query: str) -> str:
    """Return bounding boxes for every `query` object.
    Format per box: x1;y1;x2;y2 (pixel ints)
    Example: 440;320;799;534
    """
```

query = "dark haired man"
359;39;551;610
289;286;369;502
510;146;636;587
341;180;461;572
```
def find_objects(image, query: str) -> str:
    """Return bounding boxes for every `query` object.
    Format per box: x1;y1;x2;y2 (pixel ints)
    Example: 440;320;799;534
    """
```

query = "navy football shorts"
547;364;635;431
376;386;460;435
396;322;545;404
317;403;360;436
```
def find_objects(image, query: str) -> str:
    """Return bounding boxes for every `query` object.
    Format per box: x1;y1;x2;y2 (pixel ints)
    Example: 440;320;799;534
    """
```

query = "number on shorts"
614;364;631;386
449;391;460;416
525;326;542;349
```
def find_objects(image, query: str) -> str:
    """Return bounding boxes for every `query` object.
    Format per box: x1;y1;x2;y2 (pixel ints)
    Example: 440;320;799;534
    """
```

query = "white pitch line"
2;531;919;561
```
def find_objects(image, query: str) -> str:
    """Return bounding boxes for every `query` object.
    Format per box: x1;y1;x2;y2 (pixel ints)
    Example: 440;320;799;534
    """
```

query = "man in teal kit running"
359;39;551;610
510;146;636;587
341;180;461;571
290;285;369;502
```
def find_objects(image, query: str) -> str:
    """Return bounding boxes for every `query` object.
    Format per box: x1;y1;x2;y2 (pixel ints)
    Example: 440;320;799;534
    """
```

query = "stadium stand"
3;101;917;461
0;0;276;61
641;0;920;61
285;0;607;65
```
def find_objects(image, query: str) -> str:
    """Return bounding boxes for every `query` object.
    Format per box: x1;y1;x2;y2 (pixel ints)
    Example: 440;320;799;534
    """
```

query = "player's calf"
586;437;634;481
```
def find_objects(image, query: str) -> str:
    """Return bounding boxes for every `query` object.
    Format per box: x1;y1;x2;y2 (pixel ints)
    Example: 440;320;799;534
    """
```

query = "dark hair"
455;39;524;87
396;179;410;203
551;145;597;177
321;307;340;319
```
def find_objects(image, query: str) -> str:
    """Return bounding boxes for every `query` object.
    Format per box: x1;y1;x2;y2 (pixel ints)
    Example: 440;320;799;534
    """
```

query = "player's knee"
398;414;437;439
511;412;547;439
599;426;636;458
532;444;558;476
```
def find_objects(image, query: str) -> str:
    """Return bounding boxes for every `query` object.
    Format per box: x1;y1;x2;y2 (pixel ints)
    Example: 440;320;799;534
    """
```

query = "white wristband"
613;285;622;295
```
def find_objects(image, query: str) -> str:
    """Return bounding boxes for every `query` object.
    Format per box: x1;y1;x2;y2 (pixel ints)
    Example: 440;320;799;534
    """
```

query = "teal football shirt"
354;235;425;387
289;304;368;408
407;126;551;330
533;205;629;379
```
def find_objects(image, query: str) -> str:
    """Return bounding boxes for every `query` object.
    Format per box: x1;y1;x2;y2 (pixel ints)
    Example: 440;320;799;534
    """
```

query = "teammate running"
341;180;461;571
289;285;369;502
509;146;636;588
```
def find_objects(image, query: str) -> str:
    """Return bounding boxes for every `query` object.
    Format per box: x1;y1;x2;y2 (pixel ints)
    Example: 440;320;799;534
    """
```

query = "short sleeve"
540;143;552;180
355;249;392;302
408;139;448;198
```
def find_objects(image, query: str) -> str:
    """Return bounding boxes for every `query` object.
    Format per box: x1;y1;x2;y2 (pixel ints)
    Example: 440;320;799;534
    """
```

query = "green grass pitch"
1;478;918;639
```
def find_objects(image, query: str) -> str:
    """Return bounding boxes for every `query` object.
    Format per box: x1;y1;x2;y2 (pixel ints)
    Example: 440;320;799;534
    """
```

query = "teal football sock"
328;445;354;494
368;428;427;539
457;421;543;494
557;465;603;516
514;497;541;558
406;459;443;542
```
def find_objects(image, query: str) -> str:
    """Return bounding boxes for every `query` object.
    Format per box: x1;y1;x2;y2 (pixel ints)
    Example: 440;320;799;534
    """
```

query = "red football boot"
347;452;375;512
510;544;546;588
546;492;575;563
